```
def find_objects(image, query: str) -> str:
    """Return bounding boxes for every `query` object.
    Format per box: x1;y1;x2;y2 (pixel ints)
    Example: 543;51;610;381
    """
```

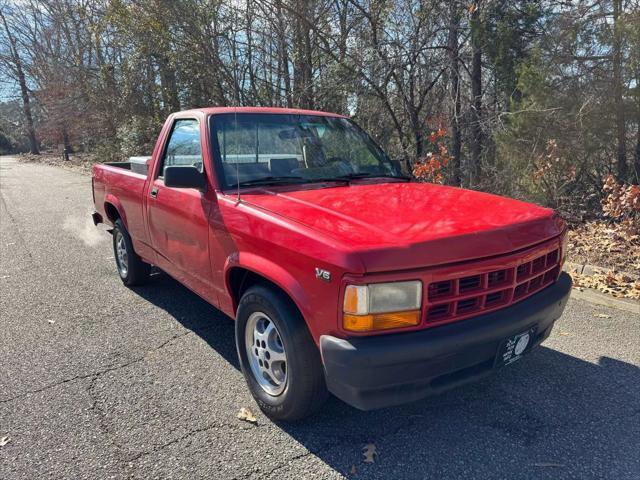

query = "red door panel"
147;180;213;290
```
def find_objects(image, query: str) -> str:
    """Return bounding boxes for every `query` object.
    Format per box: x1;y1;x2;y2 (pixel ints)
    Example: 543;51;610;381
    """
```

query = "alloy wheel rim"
115;231;128;277
244;311;288;396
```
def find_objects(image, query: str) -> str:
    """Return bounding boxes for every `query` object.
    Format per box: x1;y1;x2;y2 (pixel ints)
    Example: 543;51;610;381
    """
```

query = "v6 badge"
315;268;331;282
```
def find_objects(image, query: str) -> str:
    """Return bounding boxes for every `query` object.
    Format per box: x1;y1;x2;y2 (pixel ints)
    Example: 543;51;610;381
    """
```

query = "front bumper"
320;272;572;410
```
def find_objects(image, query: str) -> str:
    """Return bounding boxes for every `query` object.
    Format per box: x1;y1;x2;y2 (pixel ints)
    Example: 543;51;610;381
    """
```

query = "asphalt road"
0;156;638;480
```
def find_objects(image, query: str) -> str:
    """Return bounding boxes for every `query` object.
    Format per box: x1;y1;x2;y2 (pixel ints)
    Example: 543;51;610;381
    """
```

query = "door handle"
150;187;158;198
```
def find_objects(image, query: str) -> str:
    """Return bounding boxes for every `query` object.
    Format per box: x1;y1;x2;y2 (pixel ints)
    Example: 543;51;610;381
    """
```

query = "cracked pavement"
1;156;639;479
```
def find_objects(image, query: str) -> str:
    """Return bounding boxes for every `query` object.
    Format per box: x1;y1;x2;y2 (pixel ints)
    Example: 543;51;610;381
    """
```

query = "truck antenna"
233;18;241;205
235;106;240;204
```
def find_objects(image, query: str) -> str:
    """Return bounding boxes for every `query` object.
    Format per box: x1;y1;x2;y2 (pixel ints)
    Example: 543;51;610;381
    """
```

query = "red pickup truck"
92;107;571;420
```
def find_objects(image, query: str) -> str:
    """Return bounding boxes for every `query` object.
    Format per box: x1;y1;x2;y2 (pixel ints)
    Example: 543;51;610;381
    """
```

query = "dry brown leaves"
236;407;257;424
602;175;640;220
19;152;96;175
568;221;640;276
569;269;640;300
568;219;640;299
362;443;378;463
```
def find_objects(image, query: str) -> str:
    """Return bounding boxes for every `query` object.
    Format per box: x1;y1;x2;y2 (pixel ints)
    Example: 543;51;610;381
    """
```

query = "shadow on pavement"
133;270;240;370
132;271;640;479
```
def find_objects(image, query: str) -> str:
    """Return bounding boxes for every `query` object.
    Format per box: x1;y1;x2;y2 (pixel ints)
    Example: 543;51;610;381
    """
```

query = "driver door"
146;118;213;290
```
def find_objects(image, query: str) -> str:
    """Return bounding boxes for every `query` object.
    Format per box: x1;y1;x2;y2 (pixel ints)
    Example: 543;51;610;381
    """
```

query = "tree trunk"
612;0;627;181
469;0;483;185
275;0;293;107
1;9;39;154
245;0;260;104
448;1;462;186
156;55;181;113
62;126;73;154
292;0;313;109
410;109;423;159
635;100;640;183
93;32;118;138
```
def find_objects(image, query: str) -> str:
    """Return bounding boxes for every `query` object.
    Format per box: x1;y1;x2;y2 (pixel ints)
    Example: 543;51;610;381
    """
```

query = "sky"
0;78;18;103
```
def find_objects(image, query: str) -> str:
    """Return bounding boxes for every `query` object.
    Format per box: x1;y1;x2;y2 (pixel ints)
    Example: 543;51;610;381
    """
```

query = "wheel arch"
103;195;128;229
225;254;313;334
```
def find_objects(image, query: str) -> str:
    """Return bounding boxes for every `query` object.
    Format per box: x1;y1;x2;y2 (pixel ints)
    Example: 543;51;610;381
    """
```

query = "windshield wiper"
298;173;411;185
333;172;412;181
230;173;411;189
229;176;307;188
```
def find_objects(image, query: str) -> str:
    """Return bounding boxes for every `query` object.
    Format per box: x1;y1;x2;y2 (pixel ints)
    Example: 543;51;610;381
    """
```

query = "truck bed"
104;156;150;175
92;162;149;247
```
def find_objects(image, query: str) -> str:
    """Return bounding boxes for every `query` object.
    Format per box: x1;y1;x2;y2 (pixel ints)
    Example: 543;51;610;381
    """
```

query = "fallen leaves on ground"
568;221;640;276
19;152;96;175
236;407;257;424
362;443;377;463
0;436;10;447
569;269;640;299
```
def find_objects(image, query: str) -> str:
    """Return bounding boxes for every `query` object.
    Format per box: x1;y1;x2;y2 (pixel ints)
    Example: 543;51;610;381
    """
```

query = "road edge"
569;288;639;313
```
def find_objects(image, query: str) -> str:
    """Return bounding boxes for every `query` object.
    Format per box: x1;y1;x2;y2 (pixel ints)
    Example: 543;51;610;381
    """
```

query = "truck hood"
240;181;564;272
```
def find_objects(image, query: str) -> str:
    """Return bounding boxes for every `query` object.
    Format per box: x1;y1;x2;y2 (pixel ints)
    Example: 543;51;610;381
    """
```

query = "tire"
112;218;150;286
236;284;328;421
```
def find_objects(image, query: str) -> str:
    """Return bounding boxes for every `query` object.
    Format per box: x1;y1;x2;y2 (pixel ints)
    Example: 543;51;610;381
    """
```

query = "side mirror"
164;165;206;189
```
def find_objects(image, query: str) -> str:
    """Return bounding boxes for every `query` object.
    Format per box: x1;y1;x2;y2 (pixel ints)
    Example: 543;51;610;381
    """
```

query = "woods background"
1;0;639;220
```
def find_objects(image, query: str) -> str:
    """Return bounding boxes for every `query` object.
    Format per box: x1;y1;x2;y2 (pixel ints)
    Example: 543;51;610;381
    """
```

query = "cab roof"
176;106;347;118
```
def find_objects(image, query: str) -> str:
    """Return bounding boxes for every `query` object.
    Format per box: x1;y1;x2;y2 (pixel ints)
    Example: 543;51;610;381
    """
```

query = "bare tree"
0;5;39;154
447;0;462;185
469;0;482;184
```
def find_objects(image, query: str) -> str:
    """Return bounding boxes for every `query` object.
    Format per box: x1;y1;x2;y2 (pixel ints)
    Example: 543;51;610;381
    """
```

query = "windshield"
210;113;403;188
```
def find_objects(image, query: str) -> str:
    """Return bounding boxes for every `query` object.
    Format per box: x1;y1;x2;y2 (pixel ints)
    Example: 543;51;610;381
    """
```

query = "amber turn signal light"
343;310;421;332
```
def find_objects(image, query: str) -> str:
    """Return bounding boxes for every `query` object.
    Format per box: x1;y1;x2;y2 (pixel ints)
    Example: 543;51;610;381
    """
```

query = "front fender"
224;251;313;326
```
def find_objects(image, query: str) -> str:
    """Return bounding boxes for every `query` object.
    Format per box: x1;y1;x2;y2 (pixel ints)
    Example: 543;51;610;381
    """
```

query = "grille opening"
457;297;480;313
529;275;543;291
428;303;451;320
428;280;453;299
459;275;482;292
485;289;508;306
488;269;509;287
532;256;546;274
516;263;530;281
423;241;560;327
513;283;528;299
544;266;559;284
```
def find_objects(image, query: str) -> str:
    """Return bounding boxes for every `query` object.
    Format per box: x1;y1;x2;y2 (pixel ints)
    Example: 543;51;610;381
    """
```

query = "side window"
160;119;203;177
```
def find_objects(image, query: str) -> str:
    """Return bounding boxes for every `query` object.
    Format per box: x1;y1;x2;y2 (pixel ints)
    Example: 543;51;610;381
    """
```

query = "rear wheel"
112;219;150;286
236;284;328;421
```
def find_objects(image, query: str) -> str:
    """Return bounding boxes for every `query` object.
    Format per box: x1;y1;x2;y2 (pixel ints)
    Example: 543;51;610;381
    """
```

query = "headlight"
343;281;422;332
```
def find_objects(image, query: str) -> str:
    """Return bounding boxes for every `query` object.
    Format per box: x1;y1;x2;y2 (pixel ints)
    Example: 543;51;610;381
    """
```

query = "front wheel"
112;219;150;286
236;284;328;421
